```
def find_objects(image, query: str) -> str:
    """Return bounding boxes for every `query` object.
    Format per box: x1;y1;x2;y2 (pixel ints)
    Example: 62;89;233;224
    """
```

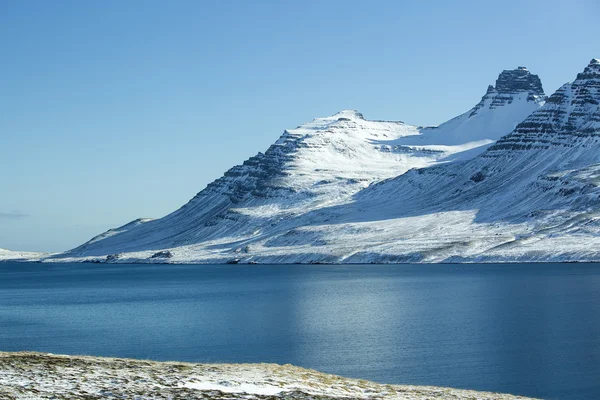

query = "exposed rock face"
203;129;314;204
150;250;173;259
470;67;545;117
495;67;544;95
487;59;600;154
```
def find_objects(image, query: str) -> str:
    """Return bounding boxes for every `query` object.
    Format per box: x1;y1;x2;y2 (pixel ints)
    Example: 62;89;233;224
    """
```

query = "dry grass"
0;352;539;400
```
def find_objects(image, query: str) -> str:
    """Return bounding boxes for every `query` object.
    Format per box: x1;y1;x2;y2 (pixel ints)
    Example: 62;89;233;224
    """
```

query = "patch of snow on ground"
0;352;539;399
181;381;283;395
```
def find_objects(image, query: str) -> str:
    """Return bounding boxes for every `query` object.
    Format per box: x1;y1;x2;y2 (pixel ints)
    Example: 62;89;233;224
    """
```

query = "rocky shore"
0;352;537;399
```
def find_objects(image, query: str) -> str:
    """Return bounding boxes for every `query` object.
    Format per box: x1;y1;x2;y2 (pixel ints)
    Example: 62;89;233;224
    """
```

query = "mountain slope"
0;248;48;262
274;58;600;263
388;67;546;162
62;111;426;257
50;66;550;263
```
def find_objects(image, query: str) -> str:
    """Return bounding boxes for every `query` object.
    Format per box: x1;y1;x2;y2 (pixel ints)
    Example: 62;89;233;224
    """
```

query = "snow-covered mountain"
364;57;600;262
42;64;562;263
272;58;600;263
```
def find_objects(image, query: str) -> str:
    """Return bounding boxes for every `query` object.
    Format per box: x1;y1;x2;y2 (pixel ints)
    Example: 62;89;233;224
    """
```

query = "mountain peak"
486;57;600;156
494;67;544;96
576;58;600;80
332;110;365;120
466;66;545;119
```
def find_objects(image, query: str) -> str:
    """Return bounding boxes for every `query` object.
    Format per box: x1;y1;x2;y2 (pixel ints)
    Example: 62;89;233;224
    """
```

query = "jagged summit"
487;58;600;154
389;66;545;150
577;58;600;79
471;67;545;114
493;67;544;96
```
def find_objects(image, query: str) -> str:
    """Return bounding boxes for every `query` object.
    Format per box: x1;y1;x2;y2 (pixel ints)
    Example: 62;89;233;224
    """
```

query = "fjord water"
0;263;598;399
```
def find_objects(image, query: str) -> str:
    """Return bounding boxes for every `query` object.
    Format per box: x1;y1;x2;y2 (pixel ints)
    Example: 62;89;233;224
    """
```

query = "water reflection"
0;263;598;399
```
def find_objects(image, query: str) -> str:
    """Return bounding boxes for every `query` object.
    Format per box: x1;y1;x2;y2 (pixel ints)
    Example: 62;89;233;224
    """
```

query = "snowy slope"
61;110;428;257
243;58;600;264
385;67;546;162
0;248;47;262
46;66;554;263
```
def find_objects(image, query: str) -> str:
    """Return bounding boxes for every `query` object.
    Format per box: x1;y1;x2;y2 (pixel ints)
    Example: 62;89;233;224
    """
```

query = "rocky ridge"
487;59;600;154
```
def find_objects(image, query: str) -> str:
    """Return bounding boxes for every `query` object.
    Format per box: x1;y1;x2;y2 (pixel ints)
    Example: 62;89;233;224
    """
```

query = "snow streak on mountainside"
45;66;553;263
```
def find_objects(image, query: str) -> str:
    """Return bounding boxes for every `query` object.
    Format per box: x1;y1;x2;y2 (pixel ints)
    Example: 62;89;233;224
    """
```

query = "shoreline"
0;351;537;399
1;256;599;265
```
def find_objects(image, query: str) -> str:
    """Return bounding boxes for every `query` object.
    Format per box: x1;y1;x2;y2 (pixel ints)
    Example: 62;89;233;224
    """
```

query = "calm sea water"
0;262;598;399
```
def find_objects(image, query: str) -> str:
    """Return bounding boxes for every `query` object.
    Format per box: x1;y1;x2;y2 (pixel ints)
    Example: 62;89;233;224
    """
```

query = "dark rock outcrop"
150;250;173;259
486;59;600;155
495;66;544;95
470;67;545;117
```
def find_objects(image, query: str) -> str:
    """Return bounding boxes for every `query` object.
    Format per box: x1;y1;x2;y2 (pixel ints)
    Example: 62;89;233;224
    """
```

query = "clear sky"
1;0;599;252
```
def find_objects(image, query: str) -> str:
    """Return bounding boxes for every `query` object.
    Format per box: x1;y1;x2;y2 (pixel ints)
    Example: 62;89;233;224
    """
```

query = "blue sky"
1;0;599;252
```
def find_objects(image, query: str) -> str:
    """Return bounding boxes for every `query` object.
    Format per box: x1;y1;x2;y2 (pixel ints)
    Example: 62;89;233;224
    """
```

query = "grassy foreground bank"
0;352;537;399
